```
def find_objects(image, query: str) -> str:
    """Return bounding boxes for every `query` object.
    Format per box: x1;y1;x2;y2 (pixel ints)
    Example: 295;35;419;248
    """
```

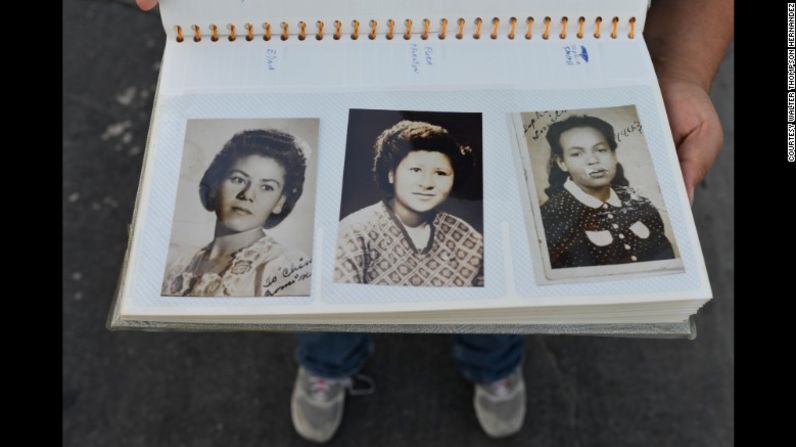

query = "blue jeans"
296;333;525;384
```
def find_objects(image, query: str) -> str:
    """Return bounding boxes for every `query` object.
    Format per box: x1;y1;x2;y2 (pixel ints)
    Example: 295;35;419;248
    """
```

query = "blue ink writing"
410;44;420;73
563;45;589;65
266;48;277;71
410;44;434;74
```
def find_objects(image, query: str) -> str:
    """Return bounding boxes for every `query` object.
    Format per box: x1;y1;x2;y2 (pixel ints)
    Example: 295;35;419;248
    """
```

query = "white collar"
563;178;622;208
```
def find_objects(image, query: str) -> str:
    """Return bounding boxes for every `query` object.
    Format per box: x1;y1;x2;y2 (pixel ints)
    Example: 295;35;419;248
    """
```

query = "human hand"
136;0;159;11
658;78;724;205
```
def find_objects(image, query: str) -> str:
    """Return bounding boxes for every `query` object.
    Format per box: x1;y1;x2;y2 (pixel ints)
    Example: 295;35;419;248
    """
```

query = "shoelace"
308;376;332;399
492;378;513;398
308;373;376;400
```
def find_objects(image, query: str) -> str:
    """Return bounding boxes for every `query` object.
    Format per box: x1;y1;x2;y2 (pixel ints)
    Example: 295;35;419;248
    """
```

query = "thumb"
136;0;159;11
675;121;723;205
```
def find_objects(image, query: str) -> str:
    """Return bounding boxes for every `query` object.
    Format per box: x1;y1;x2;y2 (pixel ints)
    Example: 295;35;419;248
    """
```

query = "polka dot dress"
540;186;675;269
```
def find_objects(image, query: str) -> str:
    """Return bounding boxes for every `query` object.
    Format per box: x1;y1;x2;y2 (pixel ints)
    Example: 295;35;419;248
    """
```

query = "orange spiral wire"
525;17;534;39
473;17;483;39
333;20;342;40
263;22;271;41
542;16;551;39
404;19;413;40
315;20;324;40
351;20;360;39
439;18;448;39
178;15;634;44
369;20;377;40
298;21;307;40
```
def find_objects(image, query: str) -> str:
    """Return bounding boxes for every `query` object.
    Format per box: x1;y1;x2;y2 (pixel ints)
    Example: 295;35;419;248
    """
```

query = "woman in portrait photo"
540;115;675;269
162;129;312;297
335;120;484;287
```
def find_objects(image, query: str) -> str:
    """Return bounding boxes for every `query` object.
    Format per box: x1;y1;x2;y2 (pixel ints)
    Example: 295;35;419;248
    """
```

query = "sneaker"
290;366;374;443
473;367;526;438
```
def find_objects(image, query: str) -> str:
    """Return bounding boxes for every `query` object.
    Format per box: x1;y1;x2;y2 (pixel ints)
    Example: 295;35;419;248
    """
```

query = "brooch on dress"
231;260;253;275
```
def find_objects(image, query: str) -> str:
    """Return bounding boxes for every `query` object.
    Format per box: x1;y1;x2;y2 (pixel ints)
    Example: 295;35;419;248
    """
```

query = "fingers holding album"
136;0;159;11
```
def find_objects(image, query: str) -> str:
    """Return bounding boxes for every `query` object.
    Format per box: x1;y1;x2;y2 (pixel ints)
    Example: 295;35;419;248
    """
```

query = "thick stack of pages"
109;0;710;336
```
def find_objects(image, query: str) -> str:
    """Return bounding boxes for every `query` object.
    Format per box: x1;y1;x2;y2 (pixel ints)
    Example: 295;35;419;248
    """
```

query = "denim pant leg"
452;334;525;384
295;333;373;379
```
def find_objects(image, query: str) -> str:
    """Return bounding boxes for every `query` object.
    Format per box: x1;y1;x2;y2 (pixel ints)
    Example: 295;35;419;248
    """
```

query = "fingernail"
687;187;694;205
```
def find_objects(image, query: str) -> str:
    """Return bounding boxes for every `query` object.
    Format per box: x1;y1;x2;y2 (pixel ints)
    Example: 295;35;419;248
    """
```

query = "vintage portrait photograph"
513;105;683;282
161;118;318;297
335;109;484;287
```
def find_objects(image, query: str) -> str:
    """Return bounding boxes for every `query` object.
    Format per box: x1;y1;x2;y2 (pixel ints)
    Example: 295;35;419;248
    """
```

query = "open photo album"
108;0;711;336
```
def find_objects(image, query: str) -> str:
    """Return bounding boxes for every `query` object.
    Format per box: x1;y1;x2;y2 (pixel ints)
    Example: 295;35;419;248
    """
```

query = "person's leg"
291;333;373;444
452;334;525;383
452;334;526;438
295;332;373;378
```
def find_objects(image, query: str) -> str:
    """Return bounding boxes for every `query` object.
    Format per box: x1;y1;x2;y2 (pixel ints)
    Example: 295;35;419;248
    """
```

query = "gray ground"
63;1;733;445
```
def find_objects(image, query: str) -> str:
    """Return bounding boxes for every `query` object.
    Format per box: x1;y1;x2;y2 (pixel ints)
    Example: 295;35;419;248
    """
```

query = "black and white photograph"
161;118;318;297
514;105;683;282
335;109;484;287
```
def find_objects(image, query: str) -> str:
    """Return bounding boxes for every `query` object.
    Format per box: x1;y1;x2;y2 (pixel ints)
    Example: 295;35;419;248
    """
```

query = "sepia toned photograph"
161;118;318;297
513;105;683;283
335;109;484;287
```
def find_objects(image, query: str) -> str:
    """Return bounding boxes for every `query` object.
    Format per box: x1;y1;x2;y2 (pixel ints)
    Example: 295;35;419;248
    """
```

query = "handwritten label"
265;48;278;71
523;110;568;141
262;257;312;296
615;120;643;143
409;43;434;74
282;257;312;278
563;44;589;66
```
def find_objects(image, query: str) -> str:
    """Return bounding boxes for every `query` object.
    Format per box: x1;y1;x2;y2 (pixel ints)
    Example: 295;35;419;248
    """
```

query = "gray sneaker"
290;367;374;444
473;367;526;438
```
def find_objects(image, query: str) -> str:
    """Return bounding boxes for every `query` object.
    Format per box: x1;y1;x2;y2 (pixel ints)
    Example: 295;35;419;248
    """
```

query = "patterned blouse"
335;201;484;287
540;178;675;269
162;234;312;297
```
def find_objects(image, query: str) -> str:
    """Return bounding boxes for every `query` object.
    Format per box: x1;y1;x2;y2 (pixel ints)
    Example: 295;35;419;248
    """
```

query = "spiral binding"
173;16;636;43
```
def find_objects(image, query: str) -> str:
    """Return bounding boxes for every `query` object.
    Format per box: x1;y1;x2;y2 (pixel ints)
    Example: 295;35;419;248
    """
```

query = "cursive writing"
523;110;568;141
615;120;643;143
410;44;420;73
266;48;277;71
262;258;312;295
281;258;312;278
410;44;434;74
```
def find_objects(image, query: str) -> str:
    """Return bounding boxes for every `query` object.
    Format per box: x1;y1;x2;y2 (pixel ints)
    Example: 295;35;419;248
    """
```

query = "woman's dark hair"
199;129;308;229
372;120;475;197
544;115;629;197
